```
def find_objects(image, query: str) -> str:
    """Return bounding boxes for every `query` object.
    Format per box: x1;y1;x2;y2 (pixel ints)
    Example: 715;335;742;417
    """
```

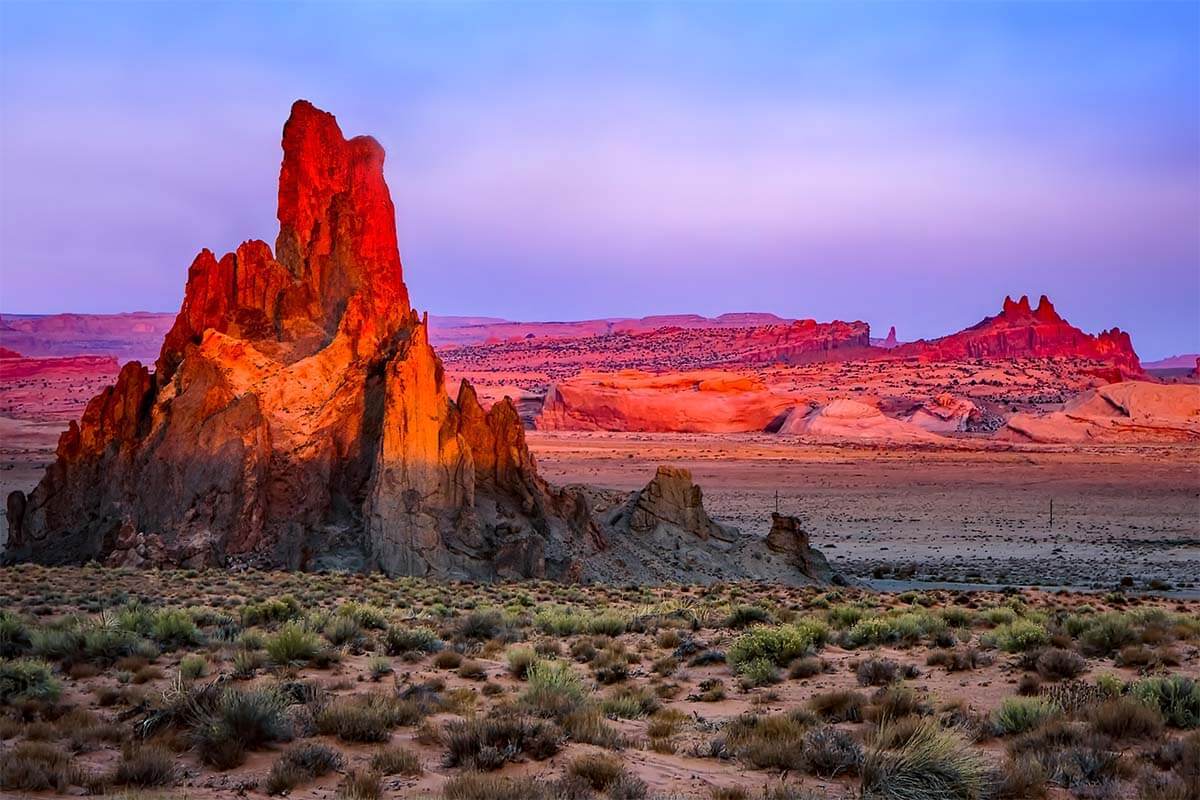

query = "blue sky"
1;1;1197;358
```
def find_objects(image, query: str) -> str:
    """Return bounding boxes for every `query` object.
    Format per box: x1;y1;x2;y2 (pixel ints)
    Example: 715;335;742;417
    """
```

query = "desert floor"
527;432;1200;593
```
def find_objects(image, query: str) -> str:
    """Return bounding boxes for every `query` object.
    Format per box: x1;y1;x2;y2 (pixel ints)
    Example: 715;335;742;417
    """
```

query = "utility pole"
1049;498;1054;530
775;490;779;513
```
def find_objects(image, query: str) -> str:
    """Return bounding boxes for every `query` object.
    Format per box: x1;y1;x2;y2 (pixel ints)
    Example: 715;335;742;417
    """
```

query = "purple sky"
1;2;1197;359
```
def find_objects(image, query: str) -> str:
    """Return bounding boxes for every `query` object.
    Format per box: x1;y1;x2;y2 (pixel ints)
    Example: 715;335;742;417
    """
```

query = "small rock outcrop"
765;513;835;583
779;398;945;443
618;466;731;541
588;467;837;586
1004;381;1200;443
4;100;600;579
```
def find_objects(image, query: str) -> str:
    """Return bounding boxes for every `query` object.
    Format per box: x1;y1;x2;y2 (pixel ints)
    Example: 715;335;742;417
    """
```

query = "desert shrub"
151;609;204;650
112;743;175;787
861;718;987;800
522;660;586;719
0;741;77;792
240;595;301;627
336;602;389;630
802;724;863;777
809;689;867;722
993;620;1050;653
601;685;662;719
370;745;422;776
535;606;584;636
788;656;824;679
586;612;628;637
192;686;292;768
442;714;561;770
82;626;150;663
385;625;441;655
1078;612;1138;656
455;609;511;642
506;646;539;679
0;612;32;658
994;754;1049;799
857;656;901;686
927;646;992;672
718;712;811;770
737;657;780;689
433;650;463;669
994;697;1060;736
561;705;626;748
726;604;774;629
1087;696;1164;740
1132;675;1200;728
339;768;381;800
265;742;344;795
566;751;626;790
179;654;208;681
367;655;393;680
871;684;929;720
728;621;828;672
441;773;550;800
323;615;362;647
30;626;85;661
316;694;415;743
1035;648;1086;681
266;622;321;666
847;611;946;648
0;658;61;704
457;659;487;681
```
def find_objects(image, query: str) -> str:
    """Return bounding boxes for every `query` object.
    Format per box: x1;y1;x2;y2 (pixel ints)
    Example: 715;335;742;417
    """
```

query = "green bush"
1132;675;1200;728
522;660;586;719
0;612;33;658
0;658;61;704
384;625;441;655
728;621;829;672
151;610;204;650
191;686;292;768
993;696;1060;735
266;623;321;666
992;620;1050;653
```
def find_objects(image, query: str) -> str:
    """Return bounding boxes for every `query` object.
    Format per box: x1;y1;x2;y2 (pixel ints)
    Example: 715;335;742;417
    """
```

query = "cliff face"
889;295;1142;373
5;101;598;579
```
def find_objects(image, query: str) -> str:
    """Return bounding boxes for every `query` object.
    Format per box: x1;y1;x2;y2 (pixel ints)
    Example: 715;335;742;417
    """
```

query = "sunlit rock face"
890;295;1142;374
5;101;598;579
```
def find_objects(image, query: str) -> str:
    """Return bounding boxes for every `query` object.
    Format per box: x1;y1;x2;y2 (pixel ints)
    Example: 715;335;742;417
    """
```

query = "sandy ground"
527;431;1200;592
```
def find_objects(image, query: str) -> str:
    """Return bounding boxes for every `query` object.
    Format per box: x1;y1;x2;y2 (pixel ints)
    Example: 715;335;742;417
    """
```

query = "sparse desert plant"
441;772;550;800
861;718;987;800
191;686;293;769
857;656;901;686
339;768;381;800
111;743;176;787
179;654;208;680
265;742;344;795
801;724;863;777
718;711;811;770
992;620;1050;653
566;751;626;790
0;658;61;704
993;696;1060;735
367;654;393;680
0;740;78;792
151;609;204;650
809;689;867;722
266;622;321;665
506;645;539;679
726;604;775;629
1035;647;1086;681
522;660;586;718
442;713;561;769
370;745;422;775
385;625;442;655
1087;696;1164;740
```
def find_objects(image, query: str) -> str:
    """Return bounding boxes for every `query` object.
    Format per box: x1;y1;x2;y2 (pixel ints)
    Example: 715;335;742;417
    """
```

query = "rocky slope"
1003;381;1200;443
888;295;1142;373
4;101;603;579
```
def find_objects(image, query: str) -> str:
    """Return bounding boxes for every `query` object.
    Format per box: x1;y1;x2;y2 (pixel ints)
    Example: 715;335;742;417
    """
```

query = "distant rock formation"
870;326;899;349
889;295;1142;373
1004;381;1200;443
4;101;600;579
779;398;945;443
539;370;793;433
0;347;22;359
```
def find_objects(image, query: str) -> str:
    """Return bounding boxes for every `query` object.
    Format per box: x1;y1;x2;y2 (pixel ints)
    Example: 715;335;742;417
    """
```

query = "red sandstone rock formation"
4;101;597;578
889;295;1141;373
1003;381;1200;443
0;347;21;359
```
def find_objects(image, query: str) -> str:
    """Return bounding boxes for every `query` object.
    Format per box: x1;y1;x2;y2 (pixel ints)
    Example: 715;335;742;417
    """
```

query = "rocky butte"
4;101;829;586
888;295;1142;374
